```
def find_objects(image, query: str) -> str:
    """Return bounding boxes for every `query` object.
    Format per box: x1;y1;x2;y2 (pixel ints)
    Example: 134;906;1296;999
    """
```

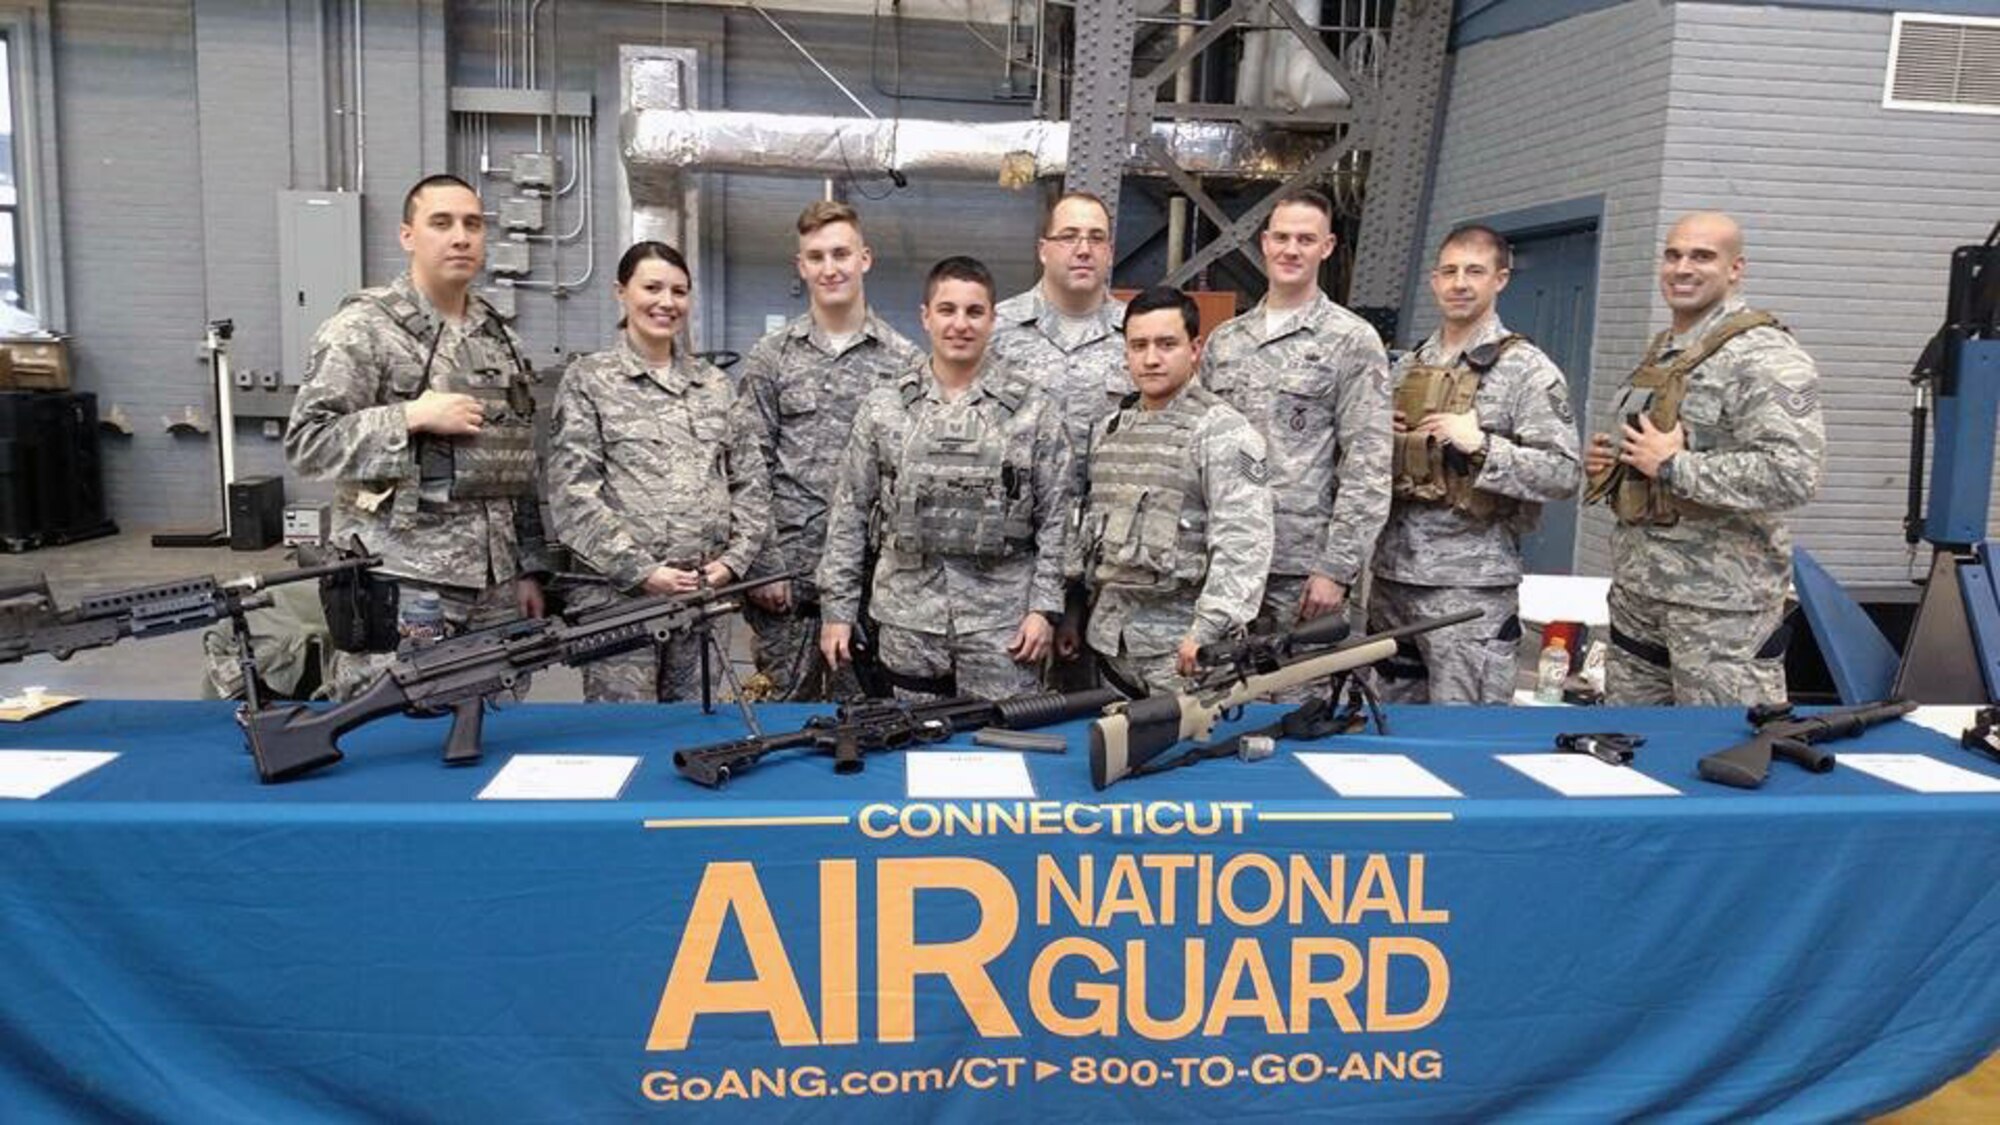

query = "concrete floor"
0;531;603;700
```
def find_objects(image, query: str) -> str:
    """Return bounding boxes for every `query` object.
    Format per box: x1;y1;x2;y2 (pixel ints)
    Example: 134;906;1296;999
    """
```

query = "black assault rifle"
1696;698;1917;788
238;573;789;783
0;556;382;710
673;687;1120;787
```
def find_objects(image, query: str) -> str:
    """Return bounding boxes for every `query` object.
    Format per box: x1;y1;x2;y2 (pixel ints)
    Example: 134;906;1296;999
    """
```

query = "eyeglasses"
1042;230;1111;248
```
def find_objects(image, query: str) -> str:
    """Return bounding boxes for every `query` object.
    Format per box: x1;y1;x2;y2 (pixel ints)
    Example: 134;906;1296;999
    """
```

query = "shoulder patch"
1547;384;1575;424
1236;447;1270;485
1776;384;1820;418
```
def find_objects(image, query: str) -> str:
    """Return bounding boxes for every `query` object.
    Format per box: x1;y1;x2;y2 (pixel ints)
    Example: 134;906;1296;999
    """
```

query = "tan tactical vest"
1391;334;1526;521
883;372;1036;559
1081;386;1217;591
365;289;538;501
1585;309;1780;526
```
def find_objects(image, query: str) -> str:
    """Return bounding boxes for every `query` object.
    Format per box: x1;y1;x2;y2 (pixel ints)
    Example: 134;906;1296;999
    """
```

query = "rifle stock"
1090;610;1478;790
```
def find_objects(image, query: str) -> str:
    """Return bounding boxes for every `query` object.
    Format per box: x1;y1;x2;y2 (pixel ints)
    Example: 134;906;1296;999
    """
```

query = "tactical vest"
882;372;1036;559
1081;387;1216;591
1585;309;1781;526
1391;334;1526;521
364;288;538;502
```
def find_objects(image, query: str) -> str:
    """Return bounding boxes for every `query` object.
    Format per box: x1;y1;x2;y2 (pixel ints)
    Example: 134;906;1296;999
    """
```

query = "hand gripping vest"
1584;309;1780;526
1081;387;1217;590
883;372;1036;559
1391;334;1527;521
366;289;538;501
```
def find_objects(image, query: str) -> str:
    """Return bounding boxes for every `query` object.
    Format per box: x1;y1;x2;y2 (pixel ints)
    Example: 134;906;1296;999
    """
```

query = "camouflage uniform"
816;356;1074;700
740;310;923;700
990;286;1129;491
546;337;772;702
285;273;550;700
1369;317;1582;703
1200;292;1392;697
1600;296;1824;705
1069;385;1274;698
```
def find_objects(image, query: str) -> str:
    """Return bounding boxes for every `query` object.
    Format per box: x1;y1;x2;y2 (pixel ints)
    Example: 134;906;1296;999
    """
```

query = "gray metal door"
1496;222;1598;574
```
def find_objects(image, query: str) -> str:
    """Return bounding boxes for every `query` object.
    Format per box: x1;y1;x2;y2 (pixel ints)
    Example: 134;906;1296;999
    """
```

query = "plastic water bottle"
1535;637;1570;704
399;589;445;647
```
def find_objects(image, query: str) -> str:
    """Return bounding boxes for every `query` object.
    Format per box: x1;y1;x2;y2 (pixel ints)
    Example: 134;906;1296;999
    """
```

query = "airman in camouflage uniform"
547;242;772;702
1585;212;1824;705
1370;226;1582;703
989;191;1129;491
741;202;923;700
285;175;549;701
1199;190;1392;678
1066;286;1273;698
817;257;1073;700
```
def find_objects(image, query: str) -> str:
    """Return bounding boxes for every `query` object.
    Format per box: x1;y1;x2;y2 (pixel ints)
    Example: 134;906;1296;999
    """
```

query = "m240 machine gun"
238;573;787;783
1089;610;1481;790
0;556;382;710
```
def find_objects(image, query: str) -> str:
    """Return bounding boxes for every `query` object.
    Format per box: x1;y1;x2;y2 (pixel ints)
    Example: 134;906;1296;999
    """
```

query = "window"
0;33;20;308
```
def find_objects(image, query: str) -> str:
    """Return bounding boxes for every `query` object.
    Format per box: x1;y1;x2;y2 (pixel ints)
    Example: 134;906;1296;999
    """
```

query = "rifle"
1696;698;1917;788
238;573;789;783
1089;609;1481;790
673;687;1120;787
0;557;382;711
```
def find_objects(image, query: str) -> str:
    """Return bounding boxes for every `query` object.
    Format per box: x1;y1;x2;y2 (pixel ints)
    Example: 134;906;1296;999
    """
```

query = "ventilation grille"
1884;13;2000;115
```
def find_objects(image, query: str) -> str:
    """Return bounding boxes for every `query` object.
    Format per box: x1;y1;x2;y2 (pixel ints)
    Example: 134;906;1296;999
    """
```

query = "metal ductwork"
622;108;1344;184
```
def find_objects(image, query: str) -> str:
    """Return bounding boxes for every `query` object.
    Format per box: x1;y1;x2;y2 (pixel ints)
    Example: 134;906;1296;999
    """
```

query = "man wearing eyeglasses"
991;191;1129;486
739;200;923;700
1198;189;1391;680
1368;225;1581;703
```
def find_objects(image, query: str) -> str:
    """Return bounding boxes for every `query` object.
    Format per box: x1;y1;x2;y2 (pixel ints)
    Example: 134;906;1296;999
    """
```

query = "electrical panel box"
278;191;363;385
511;152;557;190
283;501;330;548
481;282;518;320
500;196;545;233
489;239;531;277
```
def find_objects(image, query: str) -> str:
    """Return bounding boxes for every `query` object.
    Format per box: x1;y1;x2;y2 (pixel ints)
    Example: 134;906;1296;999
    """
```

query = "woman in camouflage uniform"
547;242;771;701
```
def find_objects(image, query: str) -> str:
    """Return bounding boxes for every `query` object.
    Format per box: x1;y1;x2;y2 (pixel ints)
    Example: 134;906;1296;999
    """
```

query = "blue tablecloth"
1;700;1996;1123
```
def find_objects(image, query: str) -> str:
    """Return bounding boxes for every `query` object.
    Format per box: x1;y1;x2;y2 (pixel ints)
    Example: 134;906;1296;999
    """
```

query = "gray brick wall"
1412;0;1677;577
54;0;218;528
53;0;448;526
1660;2;2000;586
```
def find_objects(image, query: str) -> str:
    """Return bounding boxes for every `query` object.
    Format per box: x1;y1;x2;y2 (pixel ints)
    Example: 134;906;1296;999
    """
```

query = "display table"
1;700;1996;1121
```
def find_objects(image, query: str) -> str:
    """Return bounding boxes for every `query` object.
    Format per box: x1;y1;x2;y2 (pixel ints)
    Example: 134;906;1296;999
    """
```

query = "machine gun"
238;573;788;783
1696;698;1918;789
1089;609;1481;790
673;687;1119;788
0;556;382;710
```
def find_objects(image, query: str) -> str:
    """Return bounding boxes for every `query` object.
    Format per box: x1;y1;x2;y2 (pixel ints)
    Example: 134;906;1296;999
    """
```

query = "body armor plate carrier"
368;290;538;502
1585;309;1780;526
1391;334;1526;521
1081;387;1218;591
883;373;1036;559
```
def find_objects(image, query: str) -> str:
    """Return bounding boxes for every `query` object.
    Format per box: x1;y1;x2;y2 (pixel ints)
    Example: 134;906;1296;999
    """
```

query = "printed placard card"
1905;706;1986;741
477;754;640;800
906;751;1036;800
1841;753;2000;794
0;750;118;799
1295;753;1463;799
1498;754;1681;798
